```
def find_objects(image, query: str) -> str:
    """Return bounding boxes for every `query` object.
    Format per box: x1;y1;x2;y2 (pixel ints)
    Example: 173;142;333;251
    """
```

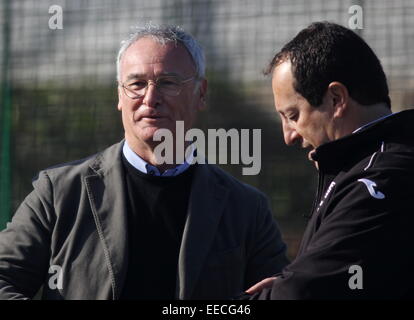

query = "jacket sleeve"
252;167;414;299
0;171;55;299
244;193;290;289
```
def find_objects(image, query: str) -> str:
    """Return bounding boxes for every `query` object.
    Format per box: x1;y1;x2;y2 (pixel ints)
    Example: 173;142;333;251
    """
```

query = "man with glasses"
0;24;288;300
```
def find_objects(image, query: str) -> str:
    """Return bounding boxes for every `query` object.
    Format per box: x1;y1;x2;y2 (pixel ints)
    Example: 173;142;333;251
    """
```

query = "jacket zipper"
305;171;324;219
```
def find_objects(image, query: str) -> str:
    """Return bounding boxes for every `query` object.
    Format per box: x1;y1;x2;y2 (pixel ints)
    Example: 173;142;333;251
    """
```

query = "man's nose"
142;82;161;108
283;124;301;146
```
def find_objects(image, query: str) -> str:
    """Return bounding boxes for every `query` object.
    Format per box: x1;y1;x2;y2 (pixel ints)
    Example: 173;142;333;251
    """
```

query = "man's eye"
287;114;298;121
129;81;147;89
158;79;179;86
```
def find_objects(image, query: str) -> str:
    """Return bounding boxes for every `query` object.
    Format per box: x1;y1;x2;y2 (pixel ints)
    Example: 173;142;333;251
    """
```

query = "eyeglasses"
120;75;197;99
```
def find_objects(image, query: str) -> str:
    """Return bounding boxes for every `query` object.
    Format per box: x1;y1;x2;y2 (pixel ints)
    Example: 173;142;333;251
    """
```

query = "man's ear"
197;78;208;111
327;81;349;118
117;85;122;111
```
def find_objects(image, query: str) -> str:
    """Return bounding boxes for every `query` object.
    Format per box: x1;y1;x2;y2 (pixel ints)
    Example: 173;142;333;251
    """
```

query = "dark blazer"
0;141;288;300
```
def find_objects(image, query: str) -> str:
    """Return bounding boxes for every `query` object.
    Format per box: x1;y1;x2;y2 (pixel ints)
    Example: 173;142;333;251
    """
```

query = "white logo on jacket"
357;178;385;199
317;181;336;211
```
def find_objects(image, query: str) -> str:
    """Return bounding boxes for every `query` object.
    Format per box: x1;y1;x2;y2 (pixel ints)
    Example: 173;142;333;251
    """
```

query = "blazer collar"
177;163;229;299
85;141;129;300
84;141;230;300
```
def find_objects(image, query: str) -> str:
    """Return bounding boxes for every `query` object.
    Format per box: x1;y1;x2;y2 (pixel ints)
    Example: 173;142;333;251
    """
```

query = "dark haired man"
245;21;414;299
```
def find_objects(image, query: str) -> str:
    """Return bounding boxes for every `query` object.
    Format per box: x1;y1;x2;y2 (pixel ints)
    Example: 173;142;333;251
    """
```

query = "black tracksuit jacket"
252;109;414;299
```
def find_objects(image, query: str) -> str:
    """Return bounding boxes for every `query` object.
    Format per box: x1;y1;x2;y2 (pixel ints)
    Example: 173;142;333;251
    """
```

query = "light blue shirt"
122;141;194;177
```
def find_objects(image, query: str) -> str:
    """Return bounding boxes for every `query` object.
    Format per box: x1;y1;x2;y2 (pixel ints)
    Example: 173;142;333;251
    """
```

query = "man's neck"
338;102;392;139
356;103;392;129
125;137;191;173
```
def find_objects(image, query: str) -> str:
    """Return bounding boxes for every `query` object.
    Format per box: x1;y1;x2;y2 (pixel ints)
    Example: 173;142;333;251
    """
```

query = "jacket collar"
85;141;129;299
177;163;229;299
85;141;229;300
313;109;414;174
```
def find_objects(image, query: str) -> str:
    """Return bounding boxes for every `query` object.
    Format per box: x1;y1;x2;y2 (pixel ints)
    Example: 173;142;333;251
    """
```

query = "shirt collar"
122;141;194;177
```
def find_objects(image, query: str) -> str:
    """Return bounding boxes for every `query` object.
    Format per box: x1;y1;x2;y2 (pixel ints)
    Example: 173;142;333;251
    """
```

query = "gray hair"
116;23;205;82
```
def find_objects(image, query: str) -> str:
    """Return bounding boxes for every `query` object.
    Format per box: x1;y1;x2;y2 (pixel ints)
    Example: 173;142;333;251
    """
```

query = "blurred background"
1;0;413;259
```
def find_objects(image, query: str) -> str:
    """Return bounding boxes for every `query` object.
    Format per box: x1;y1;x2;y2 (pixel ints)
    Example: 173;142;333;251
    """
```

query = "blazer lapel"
84;142;129;300
177;164;229;299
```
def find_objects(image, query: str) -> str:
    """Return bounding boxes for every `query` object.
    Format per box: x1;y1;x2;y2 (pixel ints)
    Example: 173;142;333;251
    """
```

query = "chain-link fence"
1;0;413;258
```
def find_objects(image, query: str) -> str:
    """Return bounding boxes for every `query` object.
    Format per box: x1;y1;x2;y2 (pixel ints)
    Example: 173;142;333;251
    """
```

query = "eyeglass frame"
119;74;198;99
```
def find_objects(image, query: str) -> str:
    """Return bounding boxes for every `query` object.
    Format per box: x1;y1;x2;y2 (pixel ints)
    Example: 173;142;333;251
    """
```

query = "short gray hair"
116;23;205;82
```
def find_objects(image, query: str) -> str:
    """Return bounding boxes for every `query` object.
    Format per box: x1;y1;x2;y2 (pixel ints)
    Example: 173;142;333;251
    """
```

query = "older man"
246;22;414;299
0;24;288;300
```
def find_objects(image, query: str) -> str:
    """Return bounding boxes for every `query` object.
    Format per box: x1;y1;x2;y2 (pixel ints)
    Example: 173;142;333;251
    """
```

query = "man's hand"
245;277;277;295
